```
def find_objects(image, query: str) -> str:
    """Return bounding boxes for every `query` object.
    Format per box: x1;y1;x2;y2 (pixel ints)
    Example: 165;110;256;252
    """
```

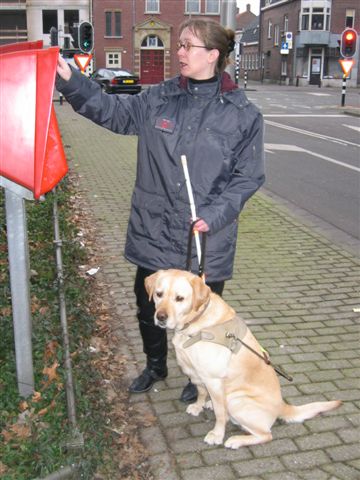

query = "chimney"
246;4;251;12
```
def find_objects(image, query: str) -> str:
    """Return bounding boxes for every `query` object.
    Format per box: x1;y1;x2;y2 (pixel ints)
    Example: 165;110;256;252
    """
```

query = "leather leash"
226;332;293;382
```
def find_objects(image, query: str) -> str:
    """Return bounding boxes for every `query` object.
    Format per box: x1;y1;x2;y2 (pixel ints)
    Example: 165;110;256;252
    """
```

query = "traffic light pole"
341;74;347;107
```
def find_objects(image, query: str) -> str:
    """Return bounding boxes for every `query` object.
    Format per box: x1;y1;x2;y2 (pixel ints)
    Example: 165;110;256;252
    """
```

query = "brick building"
260;0;359;86
93;0;221;83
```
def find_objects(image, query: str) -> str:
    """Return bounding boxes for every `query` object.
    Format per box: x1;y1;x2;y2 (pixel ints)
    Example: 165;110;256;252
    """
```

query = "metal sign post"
1;177;35;397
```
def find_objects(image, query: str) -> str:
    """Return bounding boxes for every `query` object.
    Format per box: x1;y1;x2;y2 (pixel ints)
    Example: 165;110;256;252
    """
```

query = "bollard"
296;76;299;87
244;70;247;89
341;74;347;107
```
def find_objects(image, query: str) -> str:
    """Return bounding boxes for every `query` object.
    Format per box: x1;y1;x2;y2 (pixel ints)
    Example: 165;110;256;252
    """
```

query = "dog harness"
182;315;248;353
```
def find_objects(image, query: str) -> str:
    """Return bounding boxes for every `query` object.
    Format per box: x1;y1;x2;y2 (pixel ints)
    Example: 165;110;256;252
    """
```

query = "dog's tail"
279;400;341;423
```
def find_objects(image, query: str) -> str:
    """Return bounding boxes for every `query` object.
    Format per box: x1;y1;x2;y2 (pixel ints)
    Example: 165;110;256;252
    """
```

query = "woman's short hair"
179;19;235;74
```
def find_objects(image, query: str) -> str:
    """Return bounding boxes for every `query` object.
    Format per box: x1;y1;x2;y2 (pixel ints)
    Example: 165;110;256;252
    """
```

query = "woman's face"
177;27;218;80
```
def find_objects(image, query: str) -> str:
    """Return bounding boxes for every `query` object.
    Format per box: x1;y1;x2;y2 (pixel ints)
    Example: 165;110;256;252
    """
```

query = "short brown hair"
179;19;235;74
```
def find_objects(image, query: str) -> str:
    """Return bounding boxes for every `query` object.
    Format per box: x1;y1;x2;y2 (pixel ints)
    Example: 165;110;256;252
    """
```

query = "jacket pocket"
206;220;238;253
130;187;164;241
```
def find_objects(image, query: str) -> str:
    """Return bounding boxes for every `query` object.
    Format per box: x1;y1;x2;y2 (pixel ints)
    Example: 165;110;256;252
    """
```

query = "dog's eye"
175;295;184;302
155;291;163;298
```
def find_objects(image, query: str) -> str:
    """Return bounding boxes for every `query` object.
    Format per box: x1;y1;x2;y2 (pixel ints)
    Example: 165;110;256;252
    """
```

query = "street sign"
74;53;92;72
281;42;289;54
285;32;293;49
339;58;354;76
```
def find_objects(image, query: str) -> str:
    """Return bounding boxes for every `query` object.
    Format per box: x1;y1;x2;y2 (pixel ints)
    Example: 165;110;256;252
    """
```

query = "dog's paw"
224;437;242;449
204;429;224;445
186;403;203;416
204;400;213;410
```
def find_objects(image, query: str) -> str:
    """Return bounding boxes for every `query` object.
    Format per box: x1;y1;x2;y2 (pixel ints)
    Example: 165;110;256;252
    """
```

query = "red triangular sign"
339;59;354;76
74;53;92;71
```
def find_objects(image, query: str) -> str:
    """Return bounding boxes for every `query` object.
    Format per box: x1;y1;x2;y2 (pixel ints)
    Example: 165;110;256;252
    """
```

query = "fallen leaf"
31;391;42;403
19;401;28;411
42;361;59;383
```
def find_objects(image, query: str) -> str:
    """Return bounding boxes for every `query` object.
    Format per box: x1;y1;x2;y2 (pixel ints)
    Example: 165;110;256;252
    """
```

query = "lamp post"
220;0;237;80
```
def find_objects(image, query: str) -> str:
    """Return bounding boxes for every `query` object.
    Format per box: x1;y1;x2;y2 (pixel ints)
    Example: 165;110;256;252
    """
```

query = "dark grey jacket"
57;69;265;281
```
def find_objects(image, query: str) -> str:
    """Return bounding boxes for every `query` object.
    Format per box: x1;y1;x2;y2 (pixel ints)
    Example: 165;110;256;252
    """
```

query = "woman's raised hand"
57;55;72;82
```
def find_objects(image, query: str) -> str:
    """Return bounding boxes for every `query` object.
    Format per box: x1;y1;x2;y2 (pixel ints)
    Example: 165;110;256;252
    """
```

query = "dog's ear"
191;276;210;311
145;271;162;301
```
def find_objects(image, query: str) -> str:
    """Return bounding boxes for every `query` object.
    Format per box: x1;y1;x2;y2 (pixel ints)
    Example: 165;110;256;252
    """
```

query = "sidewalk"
55;102;359;480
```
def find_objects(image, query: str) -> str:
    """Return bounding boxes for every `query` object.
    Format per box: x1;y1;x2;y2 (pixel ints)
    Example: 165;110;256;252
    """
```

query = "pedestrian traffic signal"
78;21;94;53
70;26;79;49
340;28;357;58
50;26;58;46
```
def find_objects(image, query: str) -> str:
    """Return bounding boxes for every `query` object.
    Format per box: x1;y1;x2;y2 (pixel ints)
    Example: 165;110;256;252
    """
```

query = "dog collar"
176;298;211;332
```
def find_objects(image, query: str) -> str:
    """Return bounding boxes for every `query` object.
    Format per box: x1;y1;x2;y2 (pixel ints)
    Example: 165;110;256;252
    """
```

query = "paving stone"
55;103;360;480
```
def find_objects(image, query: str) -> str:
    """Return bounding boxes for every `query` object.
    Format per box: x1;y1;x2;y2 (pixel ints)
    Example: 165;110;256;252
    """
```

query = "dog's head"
145;269;211;330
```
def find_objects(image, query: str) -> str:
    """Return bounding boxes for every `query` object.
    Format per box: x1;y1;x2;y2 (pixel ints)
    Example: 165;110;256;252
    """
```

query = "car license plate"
123;79;134;84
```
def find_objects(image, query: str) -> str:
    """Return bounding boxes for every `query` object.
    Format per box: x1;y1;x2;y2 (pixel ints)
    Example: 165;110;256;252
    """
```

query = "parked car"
92;68;142;94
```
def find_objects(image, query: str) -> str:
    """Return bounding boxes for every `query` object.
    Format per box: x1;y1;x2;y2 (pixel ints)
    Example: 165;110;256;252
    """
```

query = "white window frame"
284;15;288;32
345;9;355;28
145;0;160;14
281;59;287;76
274;25;279;46
268;20;272;39
106;51;121;68
205;0;220;15
185;0;200;14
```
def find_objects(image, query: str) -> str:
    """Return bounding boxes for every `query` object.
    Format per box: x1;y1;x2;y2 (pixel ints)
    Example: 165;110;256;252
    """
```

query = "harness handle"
186;220;207;278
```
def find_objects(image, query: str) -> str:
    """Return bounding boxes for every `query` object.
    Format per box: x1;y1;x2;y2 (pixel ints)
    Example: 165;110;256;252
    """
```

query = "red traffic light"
340;28;358;58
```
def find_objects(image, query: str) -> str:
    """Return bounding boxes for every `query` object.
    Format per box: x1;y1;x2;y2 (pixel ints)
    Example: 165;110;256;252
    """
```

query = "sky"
237;0;260;16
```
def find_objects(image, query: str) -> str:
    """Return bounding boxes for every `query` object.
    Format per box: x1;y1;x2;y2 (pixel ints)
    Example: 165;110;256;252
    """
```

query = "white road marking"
306;93;332;96
265;120;360;147
265;143;360;172
342;124;360;133
264;114;348;117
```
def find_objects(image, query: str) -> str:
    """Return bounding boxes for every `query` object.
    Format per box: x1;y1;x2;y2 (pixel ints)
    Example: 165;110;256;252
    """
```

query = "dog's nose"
157;311;168;322
156;311;168;327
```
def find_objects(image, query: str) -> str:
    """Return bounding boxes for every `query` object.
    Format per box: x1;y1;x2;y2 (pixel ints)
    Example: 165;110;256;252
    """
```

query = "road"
245;85;360;241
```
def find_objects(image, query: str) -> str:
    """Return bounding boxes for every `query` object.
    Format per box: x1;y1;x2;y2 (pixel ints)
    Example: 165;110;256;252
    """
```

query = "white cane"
181;155;202;265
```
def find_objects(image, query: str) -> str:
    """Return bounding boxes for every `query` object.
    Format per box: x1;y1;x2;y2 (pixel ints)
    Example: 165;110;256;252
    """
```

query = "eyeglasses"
176;40;209;52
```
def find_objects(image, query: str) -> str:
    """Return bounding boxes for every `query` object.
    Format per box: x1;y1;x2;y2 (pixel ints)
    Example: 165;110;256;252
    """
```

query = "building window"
206;0;220;14
105;11;121;37
281;59;287;76
64;10;79;34
146;0;160;13
311;8;324;30
141;35;164;48
115;12;121;36
346;9;355;28
105;12;112;36
284;15;288;33
106;52;121;68
186;0;200;14
267;20;272;39
274;25;279;46
42;10;57;33
301;8;309;30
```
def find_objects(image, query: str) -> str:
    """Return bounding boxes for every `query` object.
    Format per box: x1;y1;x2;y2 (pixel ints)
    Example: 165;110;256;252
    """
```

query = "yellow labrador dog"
145;269;341;449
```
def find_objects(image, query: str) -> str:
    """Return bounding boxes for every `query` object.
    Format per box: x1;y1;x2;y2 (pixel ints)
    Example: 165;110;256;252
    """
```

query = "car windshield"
113;70;133;77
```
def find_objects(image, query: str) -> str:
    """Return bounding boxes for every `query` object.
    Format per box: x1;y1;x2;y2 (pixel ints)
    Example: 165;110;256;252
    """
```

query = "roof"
240;17;260;44
236;4;257;30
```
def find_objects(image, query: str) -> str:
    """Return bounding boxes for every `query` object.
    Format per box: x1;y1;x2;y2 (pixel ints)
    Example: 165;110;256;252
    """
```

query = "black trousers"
134;266;224;373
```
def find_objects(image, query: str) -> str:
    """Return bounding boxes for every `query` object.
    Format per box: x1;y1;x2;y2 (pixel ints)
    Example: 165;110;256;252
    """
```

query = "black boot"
180;379;198;403
129;267;168;394
129;365;168;393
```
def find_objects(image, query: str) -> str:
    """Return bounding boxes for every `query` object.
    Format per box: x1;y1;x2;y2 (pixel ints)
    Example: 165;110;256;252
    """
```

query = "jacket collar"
179;72;238;93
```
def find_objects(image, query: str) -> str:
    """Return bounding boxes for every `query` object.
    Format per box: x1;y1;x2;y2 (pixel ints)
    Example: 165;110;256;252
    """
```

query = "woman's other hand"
57;55;72;81
193;218;209;232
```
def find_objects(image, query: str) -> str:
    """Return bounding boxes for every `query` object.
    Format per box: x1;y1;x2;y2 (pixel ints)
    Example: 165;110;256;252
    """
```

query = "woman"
56;19;265;402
